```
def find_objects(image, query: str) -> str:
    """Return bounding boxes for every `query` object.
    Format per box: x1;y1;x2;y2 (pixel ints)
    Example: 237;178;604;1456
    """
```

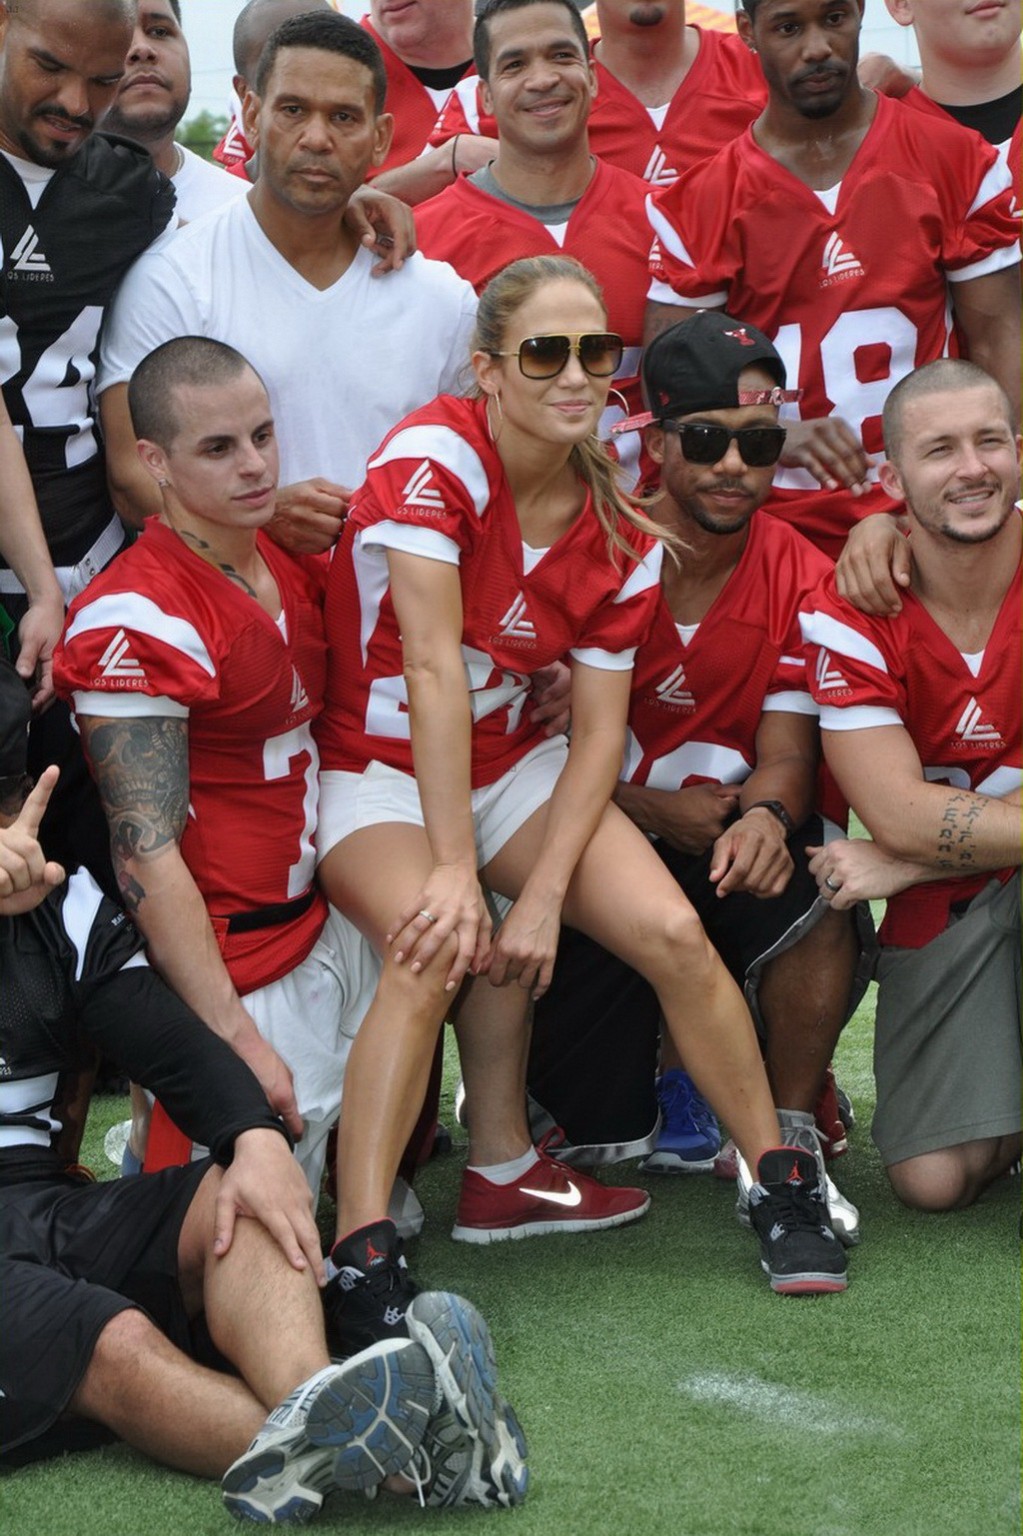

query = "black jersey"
0;133;175;565
0;870;285;1184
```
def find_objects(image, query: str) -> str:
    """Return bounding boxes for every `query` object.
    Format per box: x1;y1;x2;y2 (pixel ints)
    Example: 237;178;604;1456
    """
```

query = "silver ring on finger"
419;909;438;924
824;876;840;893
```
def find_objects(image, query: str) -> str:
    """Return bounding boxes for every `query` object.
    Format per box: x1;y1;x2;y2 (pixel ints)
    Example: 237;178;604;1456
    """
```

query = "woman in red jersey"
313;258;838;1355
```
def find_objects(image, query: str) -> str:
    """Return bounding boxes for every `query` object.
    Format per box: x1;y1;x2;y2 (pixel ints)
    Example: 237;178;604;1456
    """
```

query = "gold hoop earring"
606;387;630;416
485;391;503;444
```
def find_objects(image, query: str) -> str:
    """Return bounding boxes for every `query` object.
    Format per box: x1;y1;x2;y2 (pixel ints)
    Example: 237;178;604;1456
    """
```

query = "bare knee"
887;1147;988;1211
638;902;715;987
73;1308;166;1412
376;938;459;1022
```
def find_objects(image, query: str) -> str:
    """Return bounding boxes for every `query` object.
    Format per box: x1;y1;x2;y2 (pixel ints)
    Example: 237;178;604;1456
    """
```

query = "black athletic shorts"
527;816;832;1160
0;1158;211;1463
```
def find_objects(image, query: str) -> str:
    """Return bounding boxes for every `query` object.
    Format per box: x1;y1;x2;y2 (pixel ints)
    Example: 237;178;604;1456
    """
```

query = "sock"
468;1147;540;1185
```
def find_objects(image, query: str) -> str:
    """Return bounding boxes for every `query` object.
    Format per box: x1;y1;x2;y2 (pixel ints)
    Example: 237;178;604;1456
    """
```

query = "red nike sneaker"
451;1140;650;1244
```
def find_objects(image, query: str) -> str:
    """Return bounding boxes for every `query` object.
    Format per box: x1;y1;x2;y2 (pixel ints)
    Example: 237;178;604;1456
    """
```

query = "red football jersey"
624;514;830;789
414;158;651;479
800;563;1022;948
318;394;663;786
361;17;475;178
54;521;328;993
648;92;1021;557
430;29;763;187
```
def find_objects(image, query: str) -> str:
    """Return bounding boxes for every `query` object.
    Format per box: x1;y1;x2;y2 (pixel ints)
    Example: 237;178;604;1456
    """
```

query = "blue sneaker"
639;1070;720;1174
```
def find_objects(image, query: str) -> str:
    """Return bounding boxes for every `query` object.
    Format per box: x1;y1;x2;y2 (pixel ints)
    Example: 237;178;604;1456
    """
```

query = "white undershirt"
0;149;55;209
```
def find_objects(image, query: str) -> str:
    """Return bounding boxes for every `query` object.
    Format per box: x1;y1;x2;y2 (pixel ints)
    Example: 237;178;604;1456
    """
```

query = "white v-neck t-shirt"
99;194;478;488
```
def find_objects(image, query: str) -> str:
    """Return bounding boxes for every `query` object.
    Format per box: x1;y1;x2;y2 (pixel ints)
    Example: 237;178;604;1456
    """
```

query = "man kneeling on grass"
0;662;526;1520
801;359;1022;1211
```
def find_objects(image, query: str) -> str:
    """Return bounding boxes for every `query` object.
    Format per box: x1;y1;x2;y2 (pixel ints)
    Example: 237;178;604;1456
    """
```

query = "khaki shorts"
872;873;1021;1166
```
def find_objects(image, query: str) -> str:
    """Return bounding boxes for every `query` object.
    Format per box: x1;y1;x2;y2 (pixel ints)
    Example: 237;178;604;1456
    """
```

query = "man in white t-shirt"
101;0;245;223
98;10;477;552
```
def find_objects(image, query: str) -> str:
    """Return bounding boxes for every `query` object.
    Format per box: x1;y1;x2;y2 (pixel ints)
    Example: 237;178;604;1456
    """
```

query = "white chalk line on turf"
677;1372;904;1440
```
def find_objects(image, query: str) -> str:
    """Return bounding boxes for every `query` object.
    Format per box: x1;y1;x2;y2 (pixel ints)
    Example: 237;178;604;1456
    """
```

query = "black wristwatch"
744;799;796;837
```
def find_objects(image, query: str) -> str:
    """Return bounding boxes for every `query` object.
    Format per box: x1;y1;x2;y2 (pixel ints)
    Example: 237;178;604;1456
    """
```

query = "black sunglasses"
492;332;625;380
662;421;788;467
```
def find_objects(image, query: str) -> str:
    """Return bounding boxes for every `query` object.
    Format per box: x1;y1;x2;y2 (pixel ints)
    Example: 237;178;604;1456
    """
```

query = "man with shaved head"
800;359;1022;1214
214;0;333;176
0;0;175;887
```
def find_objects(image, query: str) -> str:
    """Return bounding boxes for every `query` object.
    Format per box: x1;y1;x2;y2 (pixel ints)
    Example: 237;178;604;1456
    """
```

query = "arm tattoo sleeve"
80;717;190;908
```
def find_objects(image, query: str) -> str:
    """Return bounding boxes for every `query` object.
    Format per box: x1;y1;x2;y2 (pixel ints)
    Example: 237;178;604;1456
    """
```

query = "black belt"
222;888;317;935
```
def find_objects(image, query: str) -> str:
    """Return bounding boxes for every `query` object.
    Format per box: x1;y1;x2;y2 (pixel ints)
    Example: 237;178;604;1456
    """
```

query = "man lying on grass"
0;660;525;1521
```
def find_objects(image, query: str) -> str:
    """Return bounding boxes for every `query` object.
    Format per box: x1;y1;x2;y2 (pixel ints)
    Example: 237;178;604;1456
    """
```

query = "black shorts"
0;1159;211;1462
527;816;833;1160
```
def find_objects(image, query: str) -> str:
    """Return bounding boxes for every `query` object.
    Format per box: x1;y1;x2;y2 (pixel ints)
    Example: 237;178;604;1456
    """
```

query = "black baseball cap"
0;658;30;780
642;311;798;421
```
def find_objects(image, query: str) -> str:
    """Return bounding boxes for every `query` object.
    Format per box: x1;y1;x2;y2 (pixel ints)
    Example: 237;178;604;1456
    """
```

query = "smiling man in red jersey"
414;0;653;482
645;0;1020;561
432;0;765;188
800;360;1021;1215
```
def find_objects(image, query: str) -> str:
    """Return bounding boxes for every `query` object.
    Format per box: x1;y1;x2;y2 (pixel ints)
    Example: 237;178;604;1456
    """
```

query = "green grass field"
2;987;1019;1536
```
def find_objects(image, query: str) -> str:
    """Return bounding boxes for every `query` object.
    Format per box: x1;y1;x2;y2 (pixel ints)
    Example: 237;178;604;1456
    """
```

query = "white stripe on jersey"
646;195;695;265
644;740;752;792
0;1073;60;1148
967;154;1012;217
369;425;491;518
819;703;902;732
361;519;461;566
798;610;889;673
762;689;818;716
447;75;482;135
615;544;663;604
946;240;1021;282
622;727;644;783
62;869;105;982
353;531;392;668
570;644;637;671
72;690;188;719
975;765;1023;798
65;593;217;676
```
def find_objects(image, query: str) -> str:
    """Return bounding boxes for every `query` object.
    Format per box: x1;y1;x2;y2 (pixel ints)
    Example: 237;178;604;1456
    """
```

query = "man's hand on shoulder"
344;185;417;276
269;479;349;555
835;512;912;617
213;1127;324;1284
857;53;920;98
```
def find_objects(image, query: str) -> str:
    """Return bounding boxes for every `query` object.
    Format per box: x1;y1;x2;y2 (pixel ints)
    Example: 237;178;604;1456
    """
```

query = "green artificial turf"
2;989;1019;1536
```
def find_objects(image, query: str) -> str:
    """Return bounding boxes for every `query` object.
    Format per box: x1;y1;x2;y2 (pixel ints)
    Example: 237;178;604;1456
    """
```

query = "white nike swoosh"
519;1181;583;1208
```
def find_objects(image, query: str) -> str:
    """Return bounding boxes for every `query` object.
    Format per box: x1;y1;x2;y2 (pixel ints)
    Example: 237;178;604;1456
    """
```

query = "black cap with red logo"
642;310;797;421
